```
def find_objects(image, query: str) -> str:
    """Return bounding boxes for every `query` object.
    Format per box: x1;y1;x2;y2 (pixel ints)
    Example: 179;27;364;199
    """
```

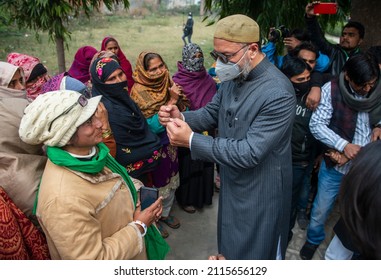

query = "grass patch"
0;12;215;75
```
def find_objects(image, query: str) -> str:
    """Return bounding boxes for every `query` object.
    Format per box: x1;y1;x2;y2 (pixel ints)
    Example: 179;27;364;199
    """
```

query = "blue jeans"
306;160;343;245
295;162;313;211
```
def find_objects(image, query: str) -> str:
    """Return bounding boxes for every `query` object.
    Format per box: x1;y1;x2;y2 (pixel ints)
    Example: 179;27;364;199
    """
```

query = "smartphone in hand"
140;186;159;210
313;3;338;14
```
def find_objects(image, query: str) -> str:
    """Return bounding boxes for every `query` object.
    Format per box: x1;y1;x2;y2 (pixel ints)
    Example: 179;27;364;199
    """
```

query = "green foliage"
0;14;213;75
204;0;351;41
1;0;129;41
170;5;200;17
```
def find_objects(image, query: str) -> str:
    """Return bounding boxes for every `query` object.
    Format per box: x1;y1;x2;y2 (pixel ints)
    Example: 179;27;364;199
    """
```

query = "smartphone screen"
313;3;338;14
140;186;159;210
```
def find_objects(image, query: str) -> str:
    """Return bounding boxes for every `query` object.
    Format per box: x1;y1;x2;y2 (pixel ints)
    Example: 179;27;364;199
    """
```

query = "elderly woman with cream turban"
19;90;169;260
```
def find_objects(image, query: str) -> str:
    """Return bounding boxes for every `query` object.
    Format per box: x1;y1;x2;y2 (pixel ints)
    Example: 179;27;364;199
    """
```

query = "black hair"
343;21;365;39
367;46;381;65
291;41;320;59
289;28;310;42
105;37;118;47
343;53;380;85
281;56;311;79
27;63;47;82
143;53;166;71
339;141;381;259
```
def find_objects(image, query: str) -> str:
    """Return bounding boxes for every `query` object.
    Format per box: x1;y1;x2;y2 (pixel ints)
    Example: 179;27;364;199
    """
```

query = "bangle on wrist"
133;220;147;237
102;129;113;139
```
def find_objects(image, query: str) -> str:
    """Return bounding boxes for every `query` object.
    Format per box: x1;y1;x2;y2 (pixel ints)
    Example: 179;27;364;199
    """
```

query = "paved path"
166;190;340;260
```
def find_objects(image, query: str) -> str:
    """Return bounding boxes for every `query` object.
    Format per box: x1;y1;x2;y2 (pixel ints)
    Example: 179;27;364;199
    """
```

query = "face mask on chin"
215;48;249;82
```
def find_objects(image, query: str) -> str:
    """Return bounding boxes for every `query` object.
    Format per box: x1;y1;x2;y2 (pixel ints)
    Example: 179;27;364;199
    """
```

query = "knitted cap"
214;14;260;43
19;90;101;147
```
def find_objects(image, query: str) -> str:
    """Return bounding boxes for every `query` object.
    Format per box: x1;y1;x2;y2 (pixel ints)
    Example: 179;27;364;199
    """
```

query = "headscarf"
339;72;381;126
41;73;66;94
0;187;50;260
67;46;98;85
90;57;138;114
182;43;204;72
41;73;88;97
90;57;161;177
101;37;134;93
130;52;171;118
7;52;49;100
130;51;189;118
173;45;217;110
46;143;170;260
0;61;26;99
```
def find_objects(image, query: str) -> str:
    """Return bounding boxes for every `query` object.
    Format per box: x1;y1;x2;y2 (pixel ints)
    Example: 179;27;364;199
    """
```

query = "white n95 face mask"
215;47;249;82
215;59;242;82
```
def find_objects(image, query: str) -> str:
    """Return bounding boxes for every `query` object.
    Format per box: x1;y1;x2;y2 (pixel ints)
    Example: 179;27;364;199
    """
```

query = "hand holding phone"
140;186;159;210
313;3;338;15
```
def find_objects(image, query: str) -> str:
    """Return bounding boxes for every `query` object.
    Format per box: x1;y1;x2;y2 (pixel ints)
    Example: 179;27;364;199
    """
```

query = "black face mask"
292;81;311;96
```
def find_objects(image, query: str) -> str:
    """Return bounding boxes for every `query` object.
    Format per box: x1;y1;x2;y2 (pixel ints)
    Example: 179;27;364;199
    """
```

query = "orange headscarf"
130;51;172;118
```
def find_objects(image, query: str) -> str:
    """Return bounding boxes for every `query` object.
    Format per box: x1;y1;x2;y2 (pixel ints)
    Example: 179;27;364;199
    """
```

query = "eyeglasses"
210;44;248;64
48;95;88;132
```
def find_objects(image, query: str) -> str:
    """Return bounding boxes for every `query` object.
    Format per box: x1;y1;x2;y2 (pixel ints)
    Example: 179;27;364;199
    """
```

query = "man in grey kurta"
159;14;295;259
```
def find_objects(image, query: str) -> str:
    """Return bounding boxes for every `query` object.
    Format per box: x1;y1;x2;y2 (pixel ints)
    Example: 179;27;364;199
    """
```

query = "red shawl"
0;187;50;260
101;37;134;93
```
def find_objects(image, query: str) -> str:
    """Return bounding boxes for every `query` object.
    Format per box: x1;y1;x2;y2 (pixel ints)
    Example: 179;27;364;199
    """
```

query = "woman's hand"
133;196;163;228
167;83;184;105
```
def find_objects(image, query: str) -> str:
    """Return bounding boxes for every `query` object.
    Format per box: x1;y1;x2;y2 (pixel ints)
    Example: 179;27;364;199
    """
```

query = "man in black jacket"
182;12;194;45
305;2;365;77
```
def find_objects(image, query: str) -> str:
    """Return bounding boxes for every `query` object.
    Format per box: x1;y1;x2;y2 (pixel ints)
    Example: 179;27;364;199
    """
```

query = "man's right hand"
343;143;361;160
306;1;319;18
158;105;182;126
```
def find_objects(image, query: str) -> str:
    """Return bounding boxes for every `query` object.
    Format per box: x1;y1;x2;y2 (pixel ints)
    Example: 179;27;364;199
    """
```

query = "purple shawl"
172;61;216;110
67;46;97;84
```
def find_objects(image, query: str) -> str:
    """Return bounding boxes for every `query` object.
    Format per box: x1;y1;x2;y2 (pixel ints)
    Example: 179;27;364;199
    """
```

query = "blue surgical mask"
215;48;249;82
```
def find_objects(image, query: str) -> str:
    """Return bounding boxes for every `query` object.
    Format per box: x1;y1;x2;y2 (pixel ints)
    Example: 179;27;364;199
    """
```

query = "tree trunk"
55;36;66;73
200;0;205;16
350;0;381;51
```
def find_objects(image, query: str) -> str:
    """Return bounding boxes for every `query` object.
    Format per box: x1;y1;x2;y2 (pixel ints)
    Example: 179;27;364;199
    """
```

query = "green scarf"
46;142;170;260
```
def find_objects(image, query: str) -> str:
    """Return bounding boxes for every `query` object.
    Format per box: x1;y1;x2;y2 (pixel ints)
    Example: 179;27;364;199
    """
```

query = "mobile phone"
140;186;159;210
313;3;338;15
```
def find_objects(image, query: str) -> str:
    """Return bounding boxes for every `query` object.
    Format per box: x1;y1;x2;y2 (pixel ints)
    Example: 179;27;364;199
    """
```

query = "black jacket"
305;15;360;77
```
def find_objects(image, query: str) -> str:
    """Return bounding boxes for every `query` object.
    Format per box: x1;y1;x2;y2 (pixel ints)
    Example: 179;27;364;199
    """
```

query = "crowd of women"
0;36;218;259
1;6;381;260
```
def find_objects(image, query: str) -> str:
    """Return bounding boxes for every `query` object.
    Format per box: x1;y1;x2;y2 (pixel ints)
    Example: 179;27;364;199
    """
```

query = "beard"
239;56;253;80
